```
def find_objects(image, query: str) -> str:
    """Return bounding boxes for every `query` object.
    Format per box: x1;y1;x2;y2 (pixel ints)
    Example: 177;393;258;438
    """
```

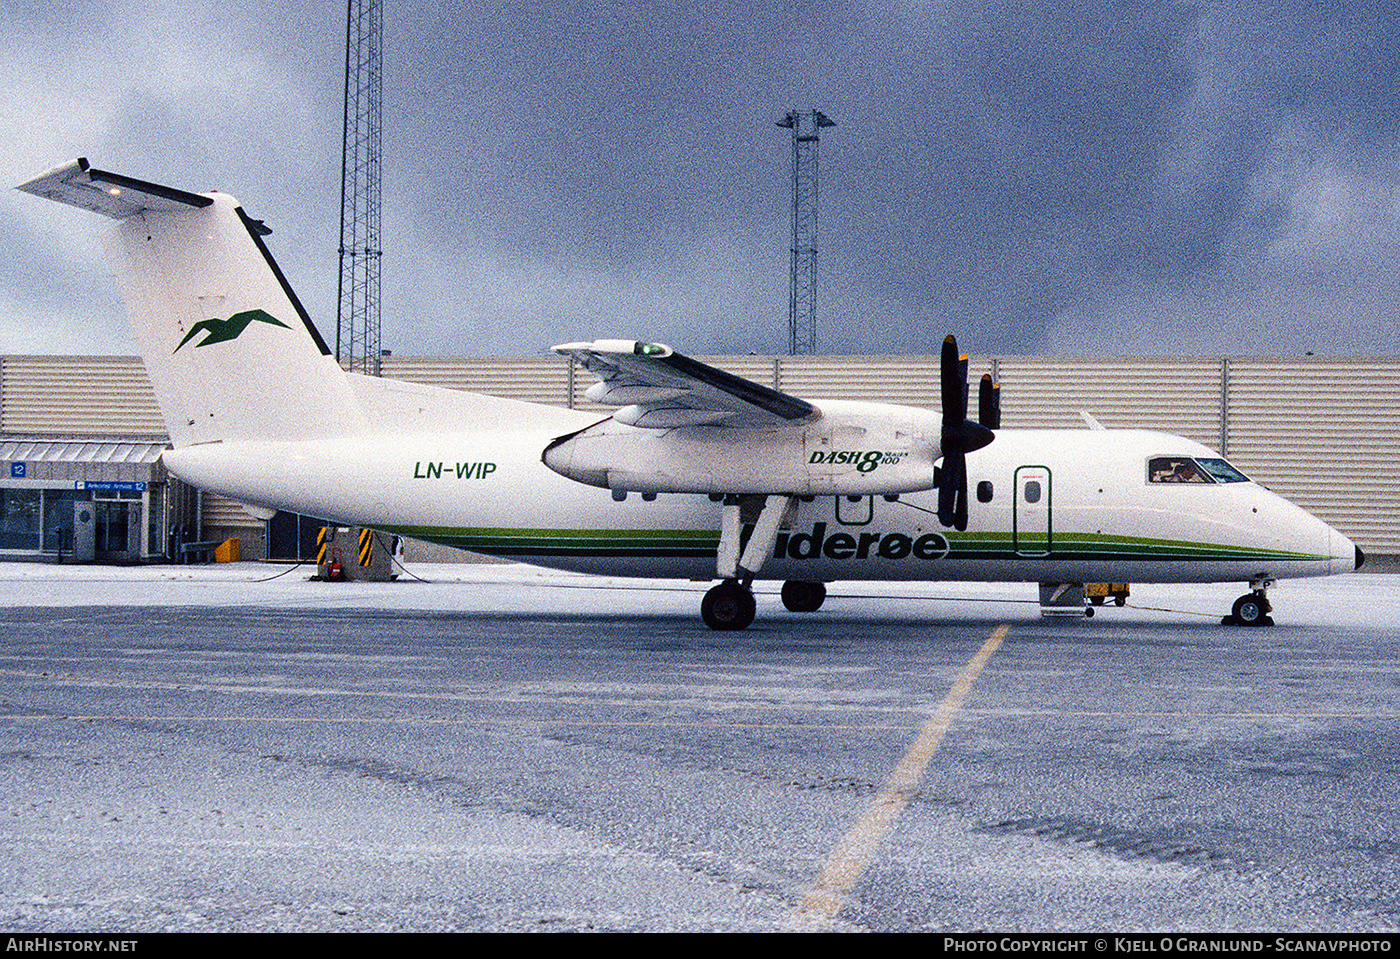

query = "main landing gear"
700;579;829;631
700;493;832;630
701;579;756;631
1224;577;1275;627
702;493;799;631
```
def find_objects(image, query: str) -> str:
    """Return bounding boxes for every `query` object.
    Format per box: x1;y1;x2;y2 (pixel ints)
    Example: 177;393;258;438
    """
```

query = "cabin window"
977;480;994;503
1023;479;1042;504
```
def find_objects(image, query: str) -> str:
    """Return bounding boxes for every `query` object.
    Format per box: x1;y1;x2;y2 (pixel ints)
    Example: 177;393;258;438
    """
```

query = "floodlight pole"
337;0;383;376
777;110;834;355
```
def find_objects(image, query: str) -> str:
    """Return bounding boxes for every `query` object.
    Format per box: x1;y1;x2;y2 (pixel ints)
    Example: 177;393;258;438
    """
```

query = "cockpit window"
1195;457;1250;483
1148;456;1251;484
1149;457;1212;483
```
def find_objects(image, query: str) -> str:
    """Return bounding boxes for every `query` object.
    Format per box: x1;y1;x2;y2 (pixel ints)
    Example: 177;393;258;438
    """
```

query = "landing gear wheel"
1227;591;1274;627
781;580;827;613
702;579;756;631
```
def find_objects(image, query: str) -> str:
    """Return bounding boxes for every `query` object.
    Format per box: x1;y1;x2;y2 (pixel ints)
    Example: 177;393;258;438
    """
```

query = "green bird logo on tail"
174;309;290;353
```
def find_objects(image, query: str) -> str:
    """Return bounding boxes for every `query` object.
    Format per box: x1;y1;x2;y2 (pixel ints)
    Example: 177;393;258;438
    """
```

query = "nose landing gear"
1225;577;1275;626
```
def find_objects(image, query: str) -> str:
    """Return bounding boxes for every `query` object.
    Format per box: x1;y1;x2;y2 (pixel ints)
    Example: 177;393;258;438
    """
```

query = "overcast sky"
4;0;1399;359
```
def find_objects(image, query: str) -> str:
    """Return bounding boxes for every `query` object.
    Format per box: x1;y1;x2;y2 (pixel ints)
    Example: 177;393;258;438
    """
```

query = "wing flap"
554;340;819;429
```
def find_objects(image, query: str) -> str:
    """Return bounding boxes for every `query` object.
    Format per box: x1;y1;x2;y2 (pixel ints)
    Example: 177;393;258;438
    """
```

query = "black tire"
702;580;756;631
1231;593;1269;627
781;580;827;613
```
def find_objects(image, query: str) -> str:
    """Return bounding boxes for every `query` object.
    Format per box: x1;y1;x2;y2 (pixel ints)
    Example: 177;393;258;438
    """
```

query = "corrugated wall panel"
381;356;571;407
2;356;164;435
1227;360;1400;553
3;353;1397;553
700;356;783;391
200;493;265;531
778;355;961;407
996;358;1221;447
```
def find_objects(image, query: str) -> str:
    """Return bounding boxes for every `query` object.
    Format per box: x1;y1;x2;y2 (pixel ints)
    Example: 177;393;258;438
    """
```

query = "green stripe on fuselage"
383;525;721;557
943;530;1330;563
381;524;1332;564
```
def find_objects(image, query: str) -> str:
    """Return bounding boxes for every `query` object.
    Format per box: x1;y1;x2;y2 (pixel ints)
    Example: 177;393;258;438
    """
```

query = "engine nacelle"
543;401;943;496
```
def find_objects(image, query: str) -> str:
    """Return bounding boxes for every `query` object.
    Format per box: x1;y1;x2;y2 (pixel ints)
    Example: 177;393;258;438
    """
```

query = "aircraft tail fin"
17;159;366;447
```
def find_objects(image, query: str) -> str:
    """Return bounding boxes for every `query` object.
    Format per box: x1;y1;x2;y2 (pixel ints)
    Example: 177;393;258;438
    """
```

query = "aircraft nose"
1328;526;1361;575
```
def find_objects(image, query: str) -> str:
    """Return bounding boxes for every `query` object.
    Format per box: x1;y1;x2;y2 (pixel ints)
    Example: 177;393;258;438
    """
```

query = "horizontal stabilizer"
16;158;212;219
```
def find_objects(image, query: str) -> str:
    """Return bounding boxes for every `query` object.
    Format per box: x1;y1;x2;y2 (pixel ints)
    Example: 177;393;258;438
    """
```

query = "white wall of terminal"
2;353;1396;555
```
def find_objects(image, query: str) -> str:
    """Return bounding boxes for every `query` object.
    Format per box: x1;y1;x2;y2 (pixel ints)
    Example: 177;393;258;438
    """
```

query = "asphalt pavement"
1;565;1398;931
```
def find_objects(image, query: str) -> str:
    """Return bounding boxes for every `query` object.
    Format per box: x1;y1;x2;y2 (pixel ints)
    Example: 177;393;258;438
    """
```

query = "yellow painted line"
797;623;1009;924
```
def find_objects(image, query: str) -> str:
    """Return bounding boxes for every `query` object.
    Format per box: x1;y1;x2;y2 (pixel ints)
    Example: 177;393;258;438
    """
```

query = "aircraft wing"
16;158;212;218
553;340;819;429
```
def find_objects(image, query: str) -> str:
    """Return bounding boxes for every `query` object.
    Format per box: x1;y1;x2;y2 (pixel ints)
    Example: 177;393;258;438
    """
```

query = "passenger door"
1013;465;1052;556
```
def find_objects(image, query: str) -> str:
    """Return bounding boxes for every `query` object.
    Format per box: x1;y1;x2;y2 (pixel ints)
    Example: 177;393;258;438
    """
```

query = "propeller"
936;335;996;531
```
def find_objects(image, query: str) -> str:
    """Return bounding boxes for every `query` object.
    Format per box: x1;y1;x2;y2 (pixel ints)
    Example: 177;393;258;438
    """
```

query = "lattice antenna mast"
337;0;383;375
776;110;834;355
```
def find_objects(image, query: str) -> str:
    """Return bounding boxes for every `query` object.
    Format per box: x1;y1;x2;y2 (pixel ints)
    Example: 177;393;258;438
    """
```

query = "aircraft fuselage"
163;413;1354;587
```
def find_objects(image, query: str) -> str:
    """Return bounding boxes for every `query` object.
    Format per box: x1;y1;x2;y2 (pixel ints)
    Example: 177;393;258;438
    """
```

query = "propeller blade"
955;465;968;531
936;452;959;528
936;450;970;531
959;352;969;418
979;373;1001;430
940;335;965;426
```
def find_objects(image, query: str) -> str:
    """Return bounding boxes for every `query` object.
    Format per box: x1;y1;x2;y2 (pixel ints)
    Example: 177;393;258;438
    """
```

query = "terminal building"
0;437;173;562
1;351;1396;563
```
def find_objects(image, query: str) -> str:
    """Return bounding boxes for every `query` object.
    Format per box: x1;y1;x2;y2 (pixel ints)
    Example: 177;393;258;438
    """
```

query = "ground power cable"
250;559;310;583
376;530;433;583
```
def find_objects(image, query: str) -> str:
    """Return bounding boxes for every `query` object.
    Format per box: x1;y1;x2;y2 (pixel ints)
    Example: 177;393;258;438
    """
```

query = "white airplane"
17;159;1363;630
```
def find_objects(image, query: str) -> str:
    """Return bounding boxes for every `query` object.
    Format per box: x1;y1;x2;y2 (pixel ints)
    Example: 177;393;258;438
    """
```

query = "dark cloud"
1247;0;1400;147
388;0;1214;354
4;0;1400;358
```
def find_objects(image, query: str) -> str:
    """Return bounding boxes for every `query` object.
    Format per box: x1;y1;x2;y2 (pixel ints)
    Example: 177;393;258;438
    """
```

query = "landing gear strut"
1225;578;1275;627
702;579;756;631
702;493;797;631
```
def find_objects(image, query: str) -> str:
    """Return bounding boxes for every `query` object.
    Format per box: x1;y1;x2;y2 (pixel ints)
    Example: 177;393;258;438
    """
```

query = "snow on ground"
0;560;1393;630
